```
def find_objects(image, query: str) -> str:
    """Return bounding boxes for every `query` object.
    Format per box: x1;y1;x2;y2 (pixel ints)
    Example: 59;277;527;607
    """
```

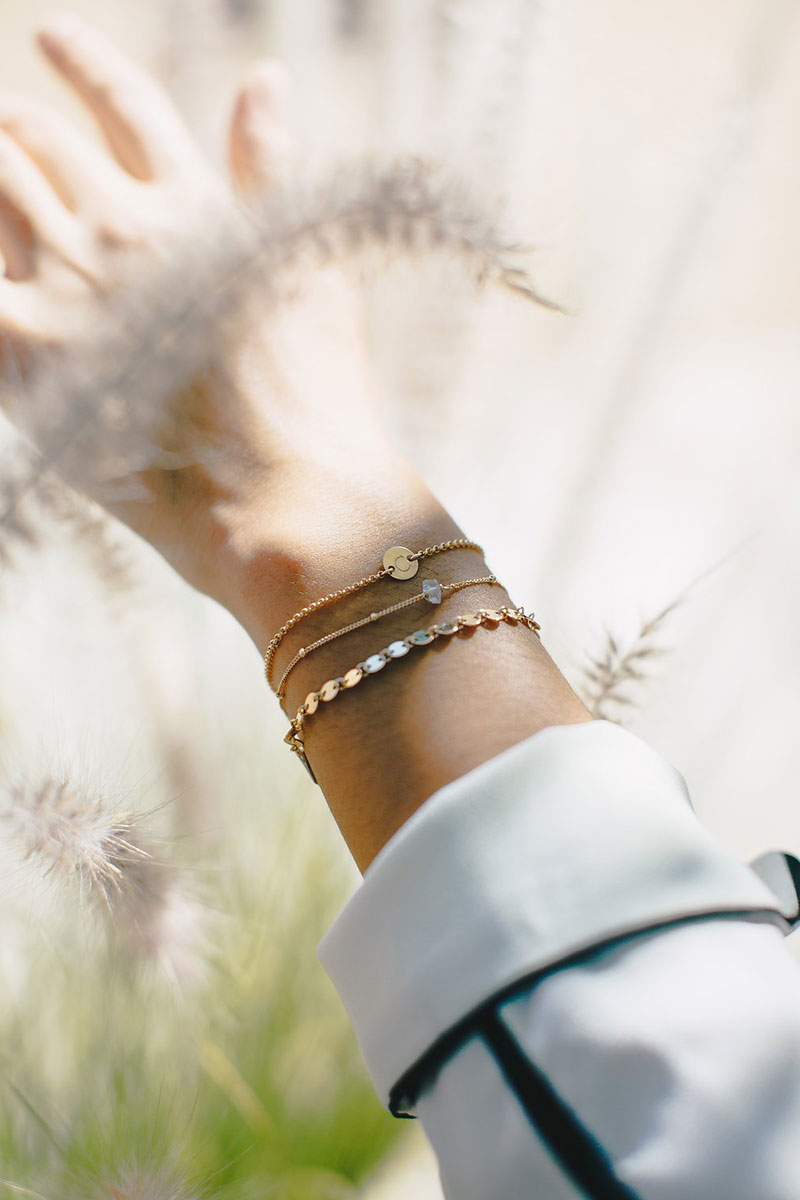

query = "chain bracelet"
263;538;483;691
275;574;500;701
283;604;542;784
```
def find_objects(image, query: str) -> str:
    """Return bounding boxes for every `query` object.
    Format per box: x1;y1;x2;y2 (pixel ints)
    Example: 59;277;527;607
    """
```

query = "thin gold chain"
283;604;542;784
263;538;483;690
275;575;500;700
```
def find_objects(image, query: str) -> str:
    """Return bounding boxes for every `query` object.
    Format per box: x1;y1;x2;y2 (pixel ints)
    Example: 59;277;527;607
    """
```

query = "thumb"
228;60;296;200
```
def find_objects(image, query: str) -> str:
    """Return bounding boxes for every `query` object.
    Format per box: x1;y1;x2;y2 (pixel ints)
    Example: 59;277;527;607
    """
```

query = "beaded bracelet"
275;574;501;701
263;539;484;691
283;604;542;783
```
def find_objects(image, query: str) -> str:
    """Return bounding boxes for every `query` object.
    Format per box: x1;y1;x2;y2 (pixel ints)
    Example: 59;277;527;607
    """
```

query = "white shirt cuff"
316;719;786;1108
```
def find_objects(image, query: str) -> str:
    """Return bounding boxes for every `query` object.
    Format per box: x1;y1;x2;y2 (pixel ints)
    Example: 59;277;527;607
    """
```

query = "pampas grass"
32;477;142;598
255;159;558;306
580;547;747;720
0;775;196;965
581;606;675;722
0;157;555;566
1;775;150;904
0;795;402;1199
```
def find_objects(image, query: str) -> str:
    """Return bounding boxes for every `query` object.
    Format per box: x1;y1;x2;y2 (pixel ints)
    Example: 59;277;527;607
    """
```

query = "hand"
0;13;419;638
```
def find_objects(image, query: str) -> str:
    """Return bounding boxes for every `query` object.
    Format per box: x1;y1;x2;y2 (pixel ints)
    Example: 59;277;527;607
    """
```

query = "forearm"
218;457;592;871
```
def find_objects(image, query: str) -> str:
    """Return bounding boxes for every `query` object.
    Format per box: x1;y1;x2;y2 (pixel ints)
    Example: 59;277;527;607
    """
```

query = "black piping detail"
749;851;800;928
785;856;800;926
388;906;783;1116
479;1008;643;1200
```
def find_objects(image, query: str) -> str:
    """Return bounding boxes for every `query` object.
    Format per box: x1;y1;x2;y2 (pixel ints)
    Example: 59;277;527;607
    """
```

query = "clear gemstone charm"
422;579;443;605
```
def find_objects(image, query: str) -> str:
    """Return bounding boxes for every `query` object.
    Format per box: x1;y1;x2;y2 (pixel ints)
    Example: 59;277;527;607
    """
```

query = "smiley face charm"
383;545;418;580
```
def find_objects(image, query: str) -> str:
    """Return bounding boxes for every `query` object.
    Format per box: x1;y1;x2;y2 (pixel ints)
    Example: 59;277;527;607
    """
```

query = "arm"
0;12;591;873
233;489;593;869
1;20;800;1200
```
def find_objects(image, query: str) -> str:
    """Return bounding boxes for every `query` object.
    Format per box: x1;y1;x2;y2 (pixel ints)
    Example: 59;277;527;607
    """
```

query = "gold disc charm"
383;546;418;581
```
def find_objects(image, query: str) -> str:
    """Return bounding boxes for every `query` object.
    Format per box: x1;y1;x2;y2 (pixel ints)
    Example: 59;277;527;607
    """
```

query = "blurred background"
1;0;800;1195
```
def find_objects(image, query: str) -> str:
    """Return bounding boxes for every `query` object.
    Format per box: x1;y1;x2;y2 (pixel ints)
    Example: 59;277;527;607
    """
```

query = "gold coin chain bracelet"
263;539;483;692
284;605;542;784
275;573;501;701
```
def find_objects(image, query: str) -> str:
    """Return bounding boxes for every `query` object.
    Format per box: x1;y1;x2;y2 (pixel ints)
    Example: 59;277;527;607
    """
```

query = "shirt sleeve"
316;719;800;1199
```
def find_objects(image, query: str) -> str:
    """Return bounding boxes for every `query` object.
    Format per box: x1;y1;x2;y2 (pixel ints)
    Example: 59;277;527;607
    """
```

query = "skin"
0;14;592;872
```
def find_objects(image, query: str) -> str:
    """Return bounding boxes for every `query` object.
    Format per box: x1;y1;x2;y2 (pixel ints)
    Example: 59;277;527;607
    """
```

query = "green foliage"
0;799;403;1199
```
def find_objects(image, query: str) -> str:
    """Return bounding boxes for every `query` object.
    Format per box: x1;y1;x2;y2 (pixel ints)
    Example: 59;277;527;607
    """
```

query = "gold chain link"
275;574;500;701
283;604;542;785
263;538;483;690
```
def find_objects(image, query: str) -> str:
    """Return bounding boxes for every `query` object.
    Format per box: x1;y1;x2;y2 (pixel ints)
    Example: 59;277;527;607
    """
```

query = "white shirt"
317;720;800;1199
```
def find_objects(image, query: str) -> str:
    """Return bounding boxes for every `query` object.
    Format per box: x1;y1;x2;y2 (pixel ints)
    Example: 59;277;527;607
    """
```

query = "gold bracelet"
283;604;542;784
275;574;501;701
263;538;484;691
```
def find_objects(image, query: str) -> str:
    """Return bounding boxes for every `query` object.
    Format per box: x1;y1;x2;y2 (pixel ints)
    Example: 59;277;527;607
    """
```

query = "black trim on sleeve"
388;906;783;1116
478;1007;643;1200
749;852;800;929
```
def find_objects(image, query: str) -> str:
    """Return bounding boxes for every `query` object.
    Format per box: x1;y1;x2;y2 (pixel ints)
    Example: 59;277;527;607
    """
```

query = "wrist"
207;453;463;653
198;450;593;874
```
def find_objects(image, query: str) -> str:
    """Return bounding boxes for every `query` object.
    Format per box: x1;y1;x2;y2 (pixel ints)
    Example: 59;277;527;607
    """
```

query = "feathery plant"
0;770;401;1198
579;548;749;721
32;477;142;599
0;157;556;567
580;605;674;722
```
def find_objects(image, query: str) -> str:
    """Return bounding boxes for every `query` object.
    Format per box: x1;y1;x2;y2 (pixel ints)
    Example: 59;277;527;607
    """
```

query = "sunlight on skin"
0;14;591;877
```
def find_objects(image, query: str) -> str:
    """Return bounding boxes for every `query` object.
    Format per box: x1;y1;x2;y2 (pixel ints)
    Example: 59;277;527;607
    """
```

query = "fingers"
0;129;74;269
228;61;296;200
0;95;130;216
37;13;201;182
